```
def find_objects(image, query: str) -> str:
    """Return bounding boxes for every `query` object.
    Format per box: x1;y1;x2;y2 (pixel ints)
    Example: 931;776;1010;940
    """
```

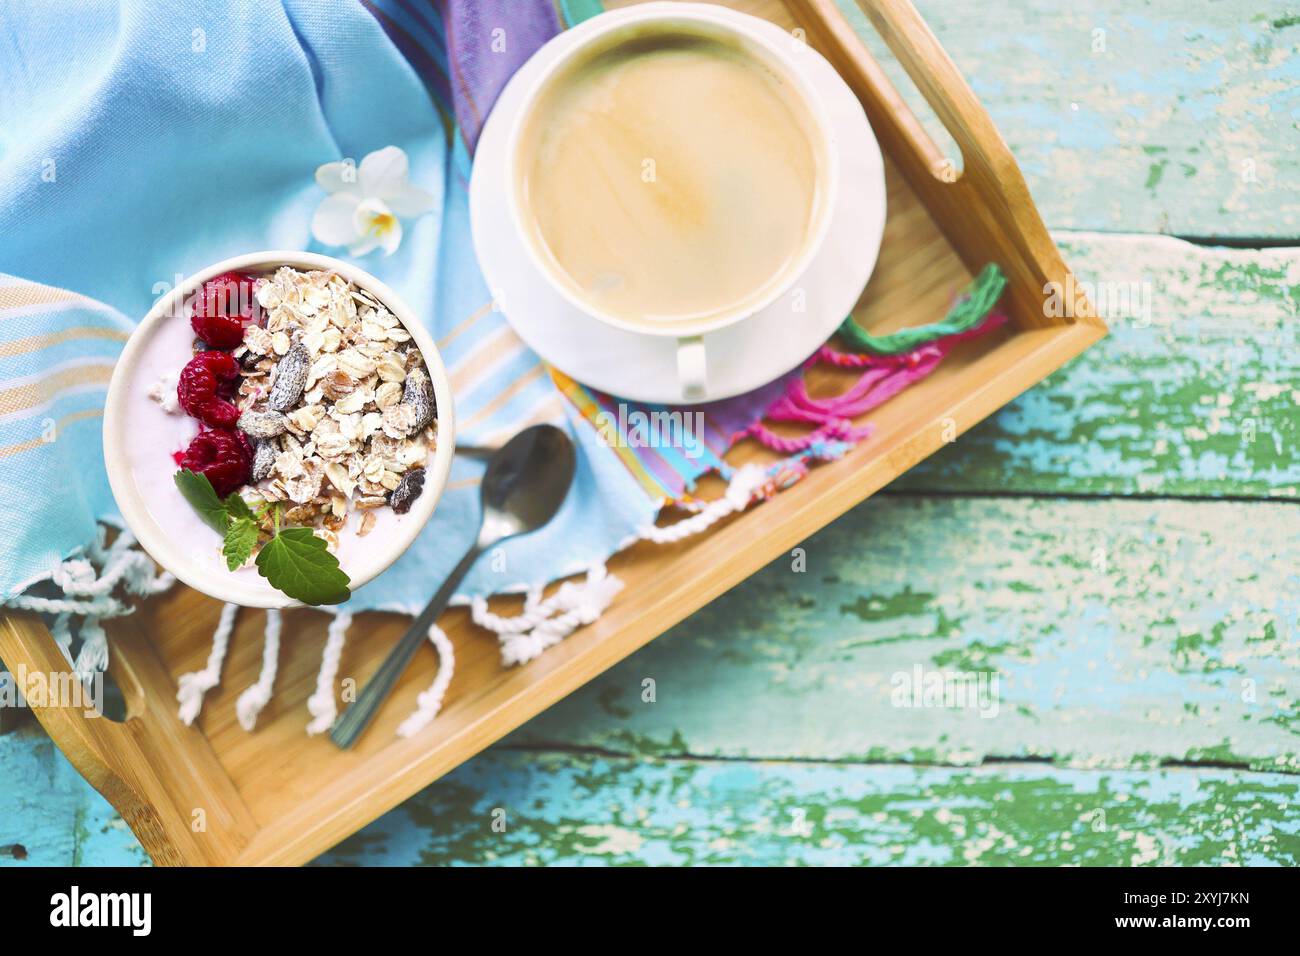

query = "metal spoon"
330;424;576;749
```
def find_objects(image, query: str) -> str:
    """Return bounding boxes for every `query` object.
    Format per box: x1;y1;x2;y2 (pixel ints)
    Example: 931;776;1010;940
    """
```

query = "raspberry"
177;350;241;427
178;428;252;498
189;271;260;349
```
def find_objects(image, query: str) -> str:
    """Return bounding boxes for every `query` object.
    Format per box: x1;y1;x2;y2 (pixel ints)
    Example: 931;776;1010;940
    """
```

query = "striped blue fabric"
0;0;657;609
0;278;132;593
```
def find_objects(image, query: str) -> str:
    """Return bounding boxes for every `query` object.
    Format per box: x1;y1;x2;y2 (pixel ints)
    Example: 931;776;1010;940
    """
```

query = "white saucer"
469;6;886;405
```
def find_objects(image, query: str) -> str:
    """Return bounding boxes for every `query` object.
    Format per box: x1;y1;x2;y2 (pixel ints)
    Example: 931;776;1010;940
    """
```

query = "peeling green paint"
898;236;1300;498
317;753;1300;866
836;0;1300;238
1146;160;1169;191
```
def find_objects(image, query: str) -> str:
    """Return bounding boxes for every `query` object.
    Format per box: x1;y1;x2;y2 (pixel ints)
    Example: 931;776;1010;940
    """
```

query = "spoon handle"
330;544;483;749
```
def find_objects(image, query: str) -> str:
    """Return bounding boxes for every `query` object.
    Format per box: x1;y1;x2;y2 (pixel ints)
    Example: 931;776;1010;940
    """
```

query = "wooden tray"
0;0;1105;866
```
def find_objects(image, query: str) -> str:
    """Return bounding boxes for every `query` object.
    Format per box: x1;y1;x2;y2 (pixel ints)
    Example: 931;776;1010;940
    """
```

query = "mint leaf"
222;517;260;572
174;470;229;533
177;475;351;605
224;493;255;522
255;527;351;606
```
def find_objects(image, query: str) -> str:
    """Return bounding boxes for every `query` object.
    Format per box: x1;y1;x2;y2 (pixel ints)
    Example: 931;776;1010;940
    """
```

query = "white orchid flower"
311;146;435;257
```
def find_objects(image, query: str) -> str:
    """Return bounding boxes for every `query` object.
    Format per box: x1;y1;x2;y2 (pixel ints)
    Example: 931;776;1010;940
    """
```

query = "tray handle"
0;609;256;865
852;0;1018;189
789;0;1101;330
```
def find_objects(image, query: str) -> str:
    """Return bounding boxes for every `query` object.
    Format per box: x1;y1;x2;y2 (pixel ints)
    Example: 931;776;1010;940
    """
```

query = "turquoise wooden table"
2;0;1297;866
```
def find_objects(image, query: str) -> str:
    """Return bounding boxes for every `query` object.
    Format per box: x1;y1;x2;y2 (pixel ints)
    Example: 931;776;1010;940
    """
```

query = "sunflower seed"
250;440;277;482
401;367;436;430
268;342;310;411
238;409;288;439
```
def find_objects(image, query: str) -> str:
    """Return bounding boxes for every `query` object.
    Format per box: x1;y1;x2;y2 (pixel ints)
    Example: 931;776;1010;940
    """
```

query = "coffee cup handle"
676;335;707;401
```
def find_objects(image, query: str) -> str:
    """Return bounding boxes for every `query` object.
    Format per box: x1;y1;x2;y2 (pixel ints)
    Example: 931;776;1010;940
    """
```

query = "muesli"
159;267;439;604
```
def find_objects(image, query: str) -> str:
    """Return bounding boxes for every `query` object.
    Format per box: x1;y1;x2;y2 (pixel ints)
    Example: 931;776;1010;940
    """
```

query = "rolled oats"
287;404;325;432
399;440;427;468
314;430;353;462
376;355;407;383
321;369;357;401
334;387;372;416
234;267;437;540
306;354;337;388
284;502;319;524
243;325;274;356
381;403;417;439
273;450;306;481
335;411;363;442
283;465;323;505
336;348;376;379
324;463;356;498
374;381;402;409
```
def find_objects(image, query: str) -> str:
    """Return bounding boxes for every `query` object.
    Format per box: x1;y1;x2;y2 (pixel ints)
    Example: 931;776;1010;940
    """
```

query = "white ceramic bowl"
103;251;455;608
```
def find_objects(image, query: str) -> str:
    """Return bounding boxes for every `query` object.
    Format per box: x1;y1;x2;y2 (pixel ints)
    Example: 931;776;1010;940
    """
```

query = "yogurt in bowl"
104;252;455;609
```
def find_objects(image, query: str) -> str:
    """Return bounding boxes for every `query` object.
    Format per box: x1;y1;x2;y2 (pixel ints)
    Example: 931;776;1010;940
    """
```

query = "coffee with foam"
515;27;825;331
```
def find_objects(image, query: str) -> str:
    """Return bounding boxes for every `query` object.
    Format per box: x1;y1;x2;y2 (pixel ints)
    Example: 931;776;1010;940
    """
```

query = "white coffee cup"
504;2;840;401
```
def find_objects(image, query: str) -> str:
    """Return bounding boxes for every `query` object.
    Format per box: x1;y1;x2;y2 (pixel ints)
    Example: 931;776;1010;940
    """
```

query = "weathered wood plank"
512;496;1300;771
315;751;1300;865
0;732;148;867
895;234;1300;497
836;0;1300;238
13;737;1295;867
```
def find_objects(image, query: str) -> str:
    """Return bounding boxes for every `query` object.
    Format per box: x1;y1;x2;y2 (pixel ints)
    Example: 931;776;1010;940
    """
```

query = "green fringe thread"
836;263;1008;355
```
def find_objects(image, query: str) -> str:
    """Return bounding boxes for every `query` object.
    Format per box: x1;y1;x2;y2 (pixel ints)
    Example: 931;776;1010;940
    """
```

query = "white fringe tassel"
235;609;281;731
73;619;109;682
470;564;625;667
305;612;352;736
4;527;174;678
395;624;455;739
50;612;74;665
176;603;237;726
633;463;769;545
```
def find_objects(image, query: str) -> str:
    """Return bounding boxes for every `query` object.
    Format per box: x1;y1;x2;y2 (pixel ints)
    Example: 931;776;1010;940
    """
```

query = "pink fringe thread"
734;312;1008;453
